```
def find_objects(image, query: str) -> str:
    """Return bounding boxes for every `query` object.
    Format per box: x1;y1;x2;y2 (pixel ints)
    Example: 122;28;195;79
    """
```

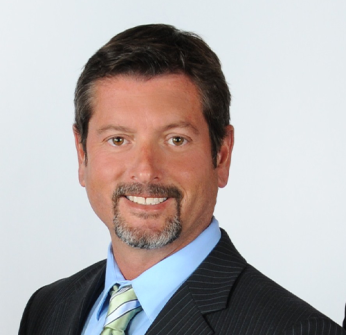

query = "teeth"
127;196;167;205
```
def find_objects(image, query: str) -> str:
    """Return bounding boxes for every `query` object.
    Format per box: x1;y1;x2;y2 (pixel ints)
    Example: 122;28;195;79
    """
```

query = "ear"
216;125;234;188
73;126;86;187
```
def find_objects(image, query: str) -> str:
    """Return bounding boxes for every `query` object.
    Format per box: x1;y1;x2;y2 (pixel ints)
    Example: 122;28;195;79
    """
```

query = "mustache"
112;183;183;200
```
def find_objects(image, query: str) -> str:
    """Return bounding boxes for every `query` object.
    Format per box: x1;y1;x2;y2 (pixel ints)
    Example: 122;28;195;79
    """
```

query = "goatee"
112;183;183;249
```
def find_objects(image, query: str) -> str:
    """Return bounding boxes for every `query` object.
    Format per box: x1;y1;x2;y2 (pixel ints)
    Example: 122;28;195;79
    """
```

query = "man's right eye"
108;137;127;146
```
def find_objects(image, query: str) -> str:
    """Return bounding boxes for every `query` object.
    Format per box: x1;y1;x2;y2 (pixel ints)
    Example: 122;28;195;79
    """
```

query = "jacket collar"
146;229;247;334
64;261;106;334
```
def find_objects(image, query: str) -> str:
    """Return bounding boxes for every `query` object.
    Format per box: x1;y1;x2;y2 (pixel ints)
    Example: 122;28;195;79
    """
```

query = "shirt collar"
97;217;221;321
96;246;129;319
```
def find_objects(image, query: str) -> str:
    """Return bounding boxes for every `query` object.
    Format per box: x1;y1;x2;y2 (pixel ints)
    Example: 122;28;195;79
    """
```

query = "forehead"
90;74;205;126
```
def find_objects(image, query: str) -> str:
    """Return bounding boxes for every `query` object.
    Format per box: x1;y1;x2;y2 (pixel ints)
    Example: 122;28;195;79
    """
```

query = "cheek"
85;179;114;219
179;167;218;206
86;192;116;233
83;156;123;224
85;153;124;187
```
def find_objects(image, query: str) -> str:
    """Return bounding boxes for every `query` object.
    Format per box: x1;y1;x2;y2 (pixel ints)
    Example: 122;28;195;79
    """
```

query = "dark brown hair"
74;24;231;166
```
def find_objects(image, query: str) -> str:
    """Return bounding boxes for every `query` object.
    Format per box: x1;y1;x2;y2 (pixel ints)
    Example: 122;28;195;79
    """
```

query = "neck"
109;229;204;280
110;236;180;280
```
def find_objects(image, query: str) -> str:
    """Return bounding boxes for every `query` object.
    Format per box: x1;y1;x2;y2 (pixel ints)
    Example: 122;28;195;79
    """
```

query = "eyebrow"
163;122;200;135
97;122;200;135
97;125;134;134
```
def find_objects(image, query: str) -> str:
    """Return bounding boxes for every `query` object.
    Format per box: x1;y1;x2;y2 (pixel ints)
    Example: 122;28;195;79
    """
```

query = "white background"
0;1;345;333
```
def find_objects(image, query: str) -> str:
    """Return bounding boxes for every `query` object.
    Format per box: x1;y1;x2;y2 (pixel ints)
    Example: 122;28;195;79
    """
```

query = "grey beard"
113;213;182;249
112;183;183;249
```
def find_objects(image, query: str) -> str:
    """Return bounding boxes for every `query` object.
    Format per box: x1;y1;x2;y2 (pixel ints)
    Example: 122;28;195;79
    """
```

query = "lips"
113;183;183;210
126;196;167;205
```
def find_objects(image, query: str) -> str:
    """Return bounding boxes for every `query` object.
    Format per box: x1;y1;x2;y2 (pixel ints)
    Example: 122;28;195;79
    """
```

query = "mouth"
126;196;168;206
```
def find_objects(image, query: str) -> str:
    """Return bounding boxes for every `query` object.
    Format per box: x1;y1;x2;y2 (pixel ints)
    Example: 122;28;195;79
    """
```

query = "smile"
126;196;168;205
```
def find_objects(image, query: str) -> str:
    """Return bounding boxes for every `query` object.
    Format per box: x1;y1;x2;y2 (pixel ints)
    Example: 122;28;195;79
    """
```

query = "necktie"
101;285;142;335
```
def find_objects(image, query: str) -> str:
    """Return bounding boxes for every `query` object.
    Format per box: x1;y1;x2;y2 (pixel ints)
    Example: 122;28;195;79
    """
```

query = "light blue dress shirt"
82;218;221;335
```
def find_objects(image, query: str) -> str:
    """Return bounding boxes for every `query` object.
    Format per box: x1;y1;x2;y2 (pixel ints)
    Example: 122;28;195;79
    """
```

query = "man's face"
75;74;233;251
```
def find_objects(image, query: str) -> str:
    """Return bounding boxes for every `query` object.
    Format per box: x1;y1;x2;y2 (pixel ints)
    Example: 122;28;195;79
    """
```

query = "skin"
74;74;234;279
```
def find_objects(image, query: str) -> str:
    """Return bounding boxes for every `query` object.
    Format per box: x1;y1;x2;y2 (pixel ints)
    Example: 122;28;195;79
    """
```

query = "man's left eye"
108;137;127;146
168;136;187;146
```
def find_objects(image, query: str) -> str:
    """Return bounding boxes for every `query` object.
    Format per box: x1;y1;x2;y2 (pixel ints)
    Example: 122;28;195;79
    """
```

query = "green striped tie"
101;285;142;335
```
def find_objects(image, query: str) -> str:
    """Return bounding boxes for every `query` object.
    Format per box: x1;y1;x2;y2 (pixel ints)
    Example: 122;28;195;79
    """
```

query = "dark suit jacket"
19;230;346;334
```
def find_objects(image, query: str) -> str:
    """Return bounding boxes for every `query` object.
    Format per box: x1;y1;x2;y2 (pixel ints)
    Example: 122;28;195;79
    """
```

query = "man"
19;24;345;335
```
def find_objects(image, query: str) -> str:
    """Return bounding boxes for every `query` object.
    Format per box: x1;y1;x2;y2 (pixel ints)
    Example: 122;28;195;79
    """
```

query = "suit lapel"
43;261;106;335
146;284;214;335
146;229;247;335
68;262;105;334
68;264;105;334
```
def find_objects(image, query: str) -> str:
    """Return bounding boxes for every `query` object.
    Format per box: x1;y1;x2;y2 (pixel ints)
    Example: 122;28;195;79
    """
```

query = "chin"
113;214;182;249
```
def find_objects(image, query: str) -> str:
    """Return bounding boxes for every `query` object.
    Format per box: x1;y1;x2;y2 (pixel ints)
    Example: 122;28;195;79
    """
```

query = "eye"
168;136;187;146
108;137;128;146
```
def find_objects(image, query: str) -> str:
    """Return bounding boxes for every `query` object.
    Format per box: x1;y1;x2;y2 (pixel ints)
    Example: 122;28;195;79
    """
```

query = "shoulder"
199;231;344;333
211;263;345;334
234;264;325;318
31;259;106;301
19;260;106;335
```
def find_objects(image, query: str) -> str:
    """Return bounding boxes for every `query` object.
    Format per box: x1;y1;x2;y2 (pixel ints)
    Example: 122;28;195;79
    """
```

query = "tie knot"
101;285;142;334
110;285;137;301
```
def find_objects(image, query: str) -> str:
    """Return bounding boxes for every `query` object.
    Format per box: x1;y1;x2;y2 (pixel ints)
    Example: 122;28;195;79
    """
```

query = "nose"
129;143;162;184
